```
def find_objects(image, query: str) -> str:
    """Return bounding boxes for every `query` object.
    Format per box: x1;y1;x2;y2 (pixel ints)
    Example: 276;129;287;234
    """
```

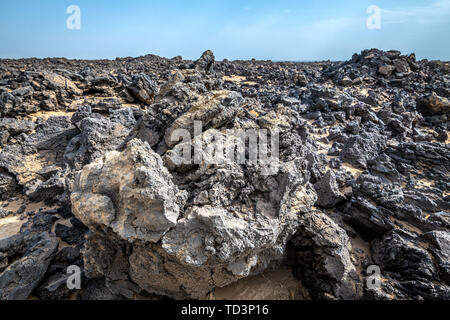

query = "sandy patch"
25;201;57;213
351;236;372;276
1;199;24;212
223;75;247;83
342;186;353;194
223;75;258;86
351;236;371;258
248;110;260;117
359;88;369;96
12;154;45;184
11;153;48;184
207;267;309;300
8;149;58;185
26;111;74;121
417;178;434;188
342;162;364;178
122;103;141;109
0;216;26;240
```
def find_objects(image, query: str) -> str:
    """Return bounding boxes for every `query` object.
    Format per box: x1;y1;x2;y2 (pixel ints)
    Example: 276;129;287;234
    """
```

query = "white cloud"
381;0;450;25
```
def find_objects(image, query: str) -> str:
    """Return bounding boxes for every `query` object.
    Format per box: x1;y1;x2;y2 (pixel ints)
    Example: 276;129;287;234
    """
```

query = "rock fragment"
71;139;187;243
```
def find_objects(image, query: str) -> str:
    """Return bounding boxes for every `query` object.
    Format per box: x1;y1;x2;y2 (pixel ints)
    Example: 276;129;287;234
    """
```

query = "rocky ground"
0;48;449;300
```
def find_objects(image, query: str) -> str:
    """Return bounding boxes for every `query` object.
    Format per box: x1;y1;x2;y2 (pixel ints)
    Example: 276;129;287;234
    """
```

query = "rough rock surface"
0;214;59;300
71;139;187;243
0;48;449;300
72;137;315;298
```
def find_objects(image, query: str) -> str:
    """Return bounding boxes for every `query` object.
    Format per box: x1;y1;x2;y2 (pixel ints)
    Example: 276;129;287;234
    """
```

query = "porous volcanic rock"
0;48;449;300
71;139;187;243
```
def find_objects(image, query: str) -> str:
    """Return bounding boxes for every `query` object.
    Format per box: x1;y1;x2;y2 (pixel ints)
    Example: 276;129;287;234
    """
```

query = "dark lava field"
0;48;449;300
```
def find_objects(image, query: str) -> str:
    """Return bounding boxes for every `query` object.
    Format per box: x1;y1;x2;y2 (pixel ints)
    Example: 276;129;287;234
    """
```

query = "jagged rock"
195;50;216;74
164;90;244;147
341;130;386;169
71;104;92;124
73;131;316;298
71;139;187;243
0;172;18;200
373;229;436;281
127;158;316;299
82;278;123;300
292;209;361;300
54;219;88;245
0;87;37;117
0;232;58;300
417;92;450;115
26;174;66;202
127;74;159;104
314;170;345;208
0;117;78;186
370;229;449;299
393;59;410;74
0;118;36;137
42;72;83;96
64;113;135;169
422;231;450;284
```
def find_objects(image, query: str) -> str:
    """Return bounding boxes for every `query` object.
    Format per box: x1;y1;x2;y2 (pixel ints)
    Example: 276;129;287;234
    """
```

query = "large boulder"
195;50;216;74
42;72;82;96
164;90;243;147
314;170;345;208
0;211;60;300
72;136;317;299
292;209;361;300
71;139;187;243
127;74;159;104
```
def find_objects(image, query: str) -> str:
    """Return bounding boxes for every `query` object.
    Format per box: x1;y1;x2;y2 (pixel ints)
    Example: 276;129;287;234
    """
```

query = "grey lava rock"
314;170;345;208
0;47;449;301
71;139;188;243
127;74;159;104
0;232;58;300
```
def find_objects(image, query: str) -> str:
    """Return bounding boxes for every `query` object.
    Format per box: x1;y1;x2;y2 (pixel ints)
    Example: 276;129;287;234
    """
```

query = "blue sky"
0;0;449;61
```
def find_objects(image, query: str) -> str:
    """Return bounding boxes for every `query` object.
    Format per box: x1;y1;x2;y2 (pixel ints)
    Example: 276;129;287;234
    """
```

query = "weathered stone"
195;50;216;74
314;170;345;208
71;139;187;243
418;92;450;115
127;74;159;104
164;90;243;147
0;232;58;300
378;65;395;77
42;72;82;95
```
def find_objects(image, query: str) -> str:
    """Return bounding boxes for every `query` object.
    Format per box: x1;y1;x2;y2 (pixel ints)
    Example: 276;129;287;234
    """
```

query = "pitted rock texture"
72;139;187;243
72;136;316;298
